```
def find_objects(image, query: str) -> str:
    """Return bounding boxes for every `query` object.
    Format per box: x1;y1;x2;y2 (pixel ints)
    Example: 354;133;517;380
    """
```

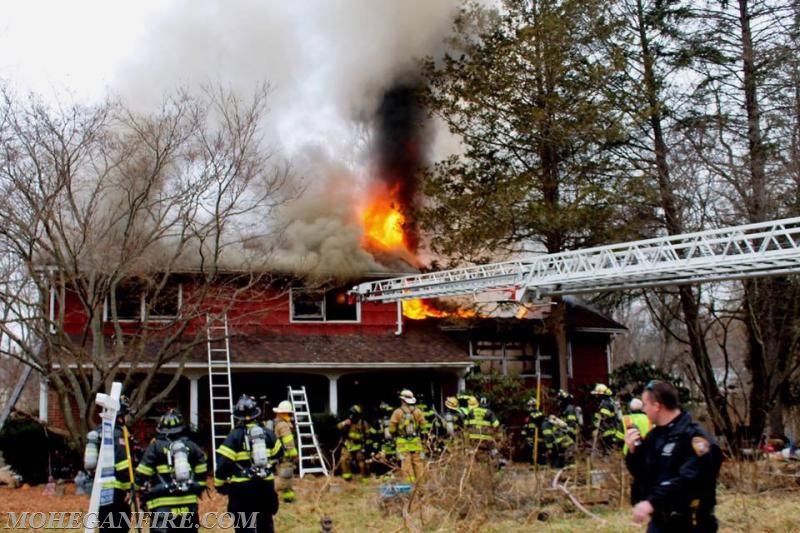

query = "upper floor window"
290;288;358;322
106;281;182;322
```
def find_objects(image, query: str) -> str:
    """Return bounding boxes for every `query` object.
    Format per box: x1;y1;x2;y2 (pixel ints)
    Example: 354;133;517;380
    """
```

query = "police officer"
86;395;135;533
215;394;283;533
135;409;207;532
624;381;722;532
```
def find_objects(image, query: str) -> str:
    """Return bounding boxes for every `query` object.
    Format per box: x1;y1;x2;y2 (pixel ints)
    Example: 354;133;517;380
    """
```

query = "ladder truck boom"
350;216;800;302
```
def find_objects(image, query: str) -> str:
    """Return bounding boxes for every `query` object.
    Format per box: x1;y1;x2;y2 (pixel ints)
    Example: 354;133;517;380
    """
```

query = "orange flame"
402;299;477;320
360;184;410;252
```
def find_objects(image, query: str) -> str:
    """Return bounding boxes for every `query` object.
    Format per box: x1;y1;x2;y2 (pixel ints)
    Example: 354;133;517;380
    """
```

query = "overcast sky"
0;0;469;275
0;0;461;159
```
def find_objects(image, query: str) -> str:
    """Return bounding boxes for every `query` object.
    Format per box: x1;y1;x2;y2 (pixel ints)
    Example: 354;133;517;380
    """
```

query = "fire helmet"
233;394;262;421
399;389;417;404
557;389;573;402
467;396;479;409
444;396;459;411
118;395;131;417
349;405;363;418
157;409;185;436
591;383;612;396
273;400;293;414
629;398;644;412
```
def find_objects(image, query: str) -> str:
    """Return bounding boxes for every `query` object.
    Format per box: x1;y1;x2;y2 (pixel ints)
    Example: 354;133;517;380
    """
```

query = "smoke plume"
109;0;460;277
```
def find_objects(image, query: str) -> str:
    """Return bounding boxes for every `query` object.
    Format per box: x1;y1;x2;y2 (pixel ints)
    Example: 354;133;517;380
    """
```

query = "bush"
0;418;79;484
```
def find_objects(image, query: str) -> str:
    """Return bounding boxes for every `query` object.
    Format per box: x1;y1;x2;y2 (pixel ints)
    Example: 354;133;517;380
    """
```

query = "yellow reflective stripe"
194;464;208;474
217;445;238;461
270;440;282;457
115;459;130;471
234;451;251;461
102;480;132;490
285;448;298;458
136;464;154;476
145;494;198;509
156;465;172;473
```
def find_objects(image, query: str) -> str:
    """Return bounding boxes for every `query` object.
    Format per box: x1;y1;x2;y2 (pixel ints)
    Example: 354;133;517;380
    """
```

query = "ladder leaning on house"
288;386;329;478
206;314;234;470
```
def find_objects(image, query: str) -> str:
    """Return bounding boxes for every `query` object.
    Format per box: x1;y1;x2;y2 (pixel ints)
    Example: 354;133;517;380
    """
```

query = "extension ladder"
288;386;329;477
206;314;234;470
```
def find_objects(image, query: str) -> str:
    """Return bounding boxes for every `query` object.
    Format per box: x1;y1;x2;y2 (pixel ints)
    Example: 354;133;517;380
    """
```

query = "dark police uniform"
214;421;284;533
625;411;722;533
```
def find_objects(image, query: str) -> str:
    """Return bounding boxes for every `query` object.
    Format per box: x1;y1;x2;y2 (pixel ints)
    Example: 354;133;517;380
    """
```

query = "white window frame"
289;288;360;323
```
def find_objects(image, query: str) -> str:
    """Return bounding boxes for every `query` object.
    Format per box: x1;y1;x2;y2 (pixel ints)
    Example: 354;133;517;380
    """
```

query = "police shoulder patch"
691;436;711;456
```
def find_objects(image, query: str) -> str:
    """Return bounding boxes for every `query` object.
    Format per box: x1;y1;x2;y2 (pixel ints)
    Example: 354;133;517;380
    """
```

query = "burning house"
36;84;623;443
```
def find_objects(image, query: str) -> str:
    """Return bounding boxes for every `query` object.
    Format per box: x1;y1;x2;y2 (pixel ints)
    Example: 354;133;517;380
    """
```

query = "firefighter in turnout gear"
272;400;298;503
370;402;397;475
625;381;722;532
388;389;427;482
591;383;624;452
215;394;284;533
135;409;207;533
557;389;581;444
85;395;135;533
464;396;500;450
443;396;464;439
520;397;546;465
336;404;370;481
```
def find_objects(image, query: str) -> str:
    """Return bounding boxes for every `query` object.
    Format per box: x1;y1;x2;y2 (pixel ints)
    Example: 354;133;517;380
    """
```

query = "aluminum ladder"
206;314;234;470
288;386;329;477
349;216;800;302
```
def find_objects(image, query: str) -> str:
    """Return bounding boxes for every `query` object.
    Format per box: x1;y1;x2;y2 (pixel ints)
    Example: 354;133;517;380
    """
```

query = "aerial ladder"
349;217;800;302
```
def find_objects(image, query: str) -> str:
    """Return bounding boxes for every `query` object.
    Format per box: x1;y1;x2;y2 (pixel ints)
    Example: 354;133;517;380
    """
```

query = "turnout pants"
227;479;279;533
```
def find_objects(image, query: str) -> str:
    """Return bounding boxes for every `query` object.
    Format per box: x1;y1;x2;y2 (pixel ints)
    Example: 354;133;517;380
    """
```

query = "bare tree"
0;84;296;442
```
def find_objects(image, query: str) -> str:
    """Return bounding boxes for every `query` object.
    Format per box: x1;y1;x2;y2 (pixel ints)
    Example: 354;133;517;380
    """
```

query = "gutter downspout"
395;301;403;336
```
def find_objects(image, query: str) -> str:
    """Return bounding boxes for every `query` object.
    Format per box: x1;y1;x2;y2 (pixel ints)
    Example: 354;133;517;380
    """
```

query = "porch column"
39;377;48;422
457;370;467;393
328;374;339;416
189;376;199;429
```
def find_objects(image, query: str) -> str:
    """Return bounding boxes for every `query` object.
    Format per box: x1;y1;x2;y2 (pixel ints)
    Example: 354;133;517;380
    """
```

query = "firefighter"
336;404;370;481
591;383;624;453
520;397;546;465
624;396;654;505
370;402;397;476
272;400;298;503
557;389;581;443
442;396;464;439
463;396;500;449
85;395;135;533
388;389;427;483
215;394;283;533
135;409;207;532
623;398;652;456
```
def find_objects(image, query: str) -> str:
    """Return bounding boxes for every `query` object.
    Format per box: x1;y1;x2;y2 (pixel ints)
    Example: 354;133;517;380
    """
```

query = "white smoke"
109;0;461;277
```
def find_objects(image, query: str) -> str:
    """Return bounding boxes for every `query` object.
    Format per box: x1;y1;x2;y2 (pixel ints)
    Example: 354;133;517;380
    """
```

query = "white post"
328;375;339;415
39;377;49;422
189;376;199;429
85;382;122;533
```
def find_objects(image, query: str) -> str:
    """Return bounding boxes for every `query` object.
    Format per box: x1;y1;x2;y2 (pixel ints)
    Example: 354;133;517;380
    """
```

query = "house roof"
563;296;627;332
186;320;472;368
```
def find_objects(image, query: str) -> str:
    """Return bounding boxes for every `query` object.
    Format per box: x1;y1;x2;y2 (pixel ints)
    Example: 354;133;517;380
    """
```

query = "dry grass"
2;453;800;532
